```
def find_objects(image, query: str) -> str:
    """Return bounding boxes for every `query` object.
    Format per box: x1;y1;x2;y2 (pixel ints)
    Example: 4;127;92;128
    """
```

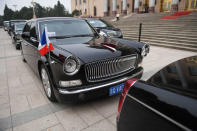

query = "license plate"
109;83;124;96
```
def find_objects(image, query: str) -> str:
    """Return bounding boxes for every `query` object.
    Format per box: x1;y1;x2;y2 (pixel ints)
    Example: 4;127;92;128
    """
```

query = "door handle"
30;37;38;43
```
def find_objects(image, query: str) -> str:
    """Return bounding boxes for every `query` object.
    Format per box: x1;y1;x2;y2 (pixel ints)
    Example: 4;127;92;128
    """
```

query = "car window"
88;19;113;28
23;22;31;33
16;24;25;31
30;22;37;39
39;20;95;38
148;56;197;98
22;22;31;40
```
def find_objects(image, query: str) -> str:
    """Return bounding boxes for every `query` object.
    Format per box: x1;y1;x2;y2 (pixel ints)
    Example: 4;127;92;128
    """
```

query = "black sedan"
8;20;26;36
3;21;9;31
85;18;123;38
117;56;197;131
12;23;26;49
21;17;149;103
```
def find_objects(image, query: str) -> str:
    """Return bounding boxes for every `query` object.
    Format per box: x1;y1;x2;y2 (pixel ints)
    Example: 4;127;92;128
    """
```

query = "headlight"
141;46;146;57
106;31;117;37
107;31;122;37
63;56;81;75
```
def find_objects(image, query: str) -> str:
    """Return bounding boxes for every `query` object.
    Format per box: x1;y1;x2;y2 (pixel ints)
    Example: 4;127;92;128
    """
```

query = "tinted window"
11;21;26;27
15;24;25;31
30;22;37;39
23;22;31;33
189;66;197;76
148;56;197;98
88;19;113;28
39;20;95;37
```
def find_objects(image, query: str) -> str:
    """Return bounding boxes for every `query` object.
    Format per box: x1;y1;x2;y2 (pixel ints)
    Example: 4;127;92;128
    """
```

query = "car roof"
29;17;84;22
10;20;27;22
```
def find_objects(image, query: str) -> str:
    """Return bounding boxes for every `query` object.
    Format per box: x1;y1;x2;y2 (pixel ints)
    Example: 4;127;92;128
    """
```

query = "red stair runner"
160;11;193;20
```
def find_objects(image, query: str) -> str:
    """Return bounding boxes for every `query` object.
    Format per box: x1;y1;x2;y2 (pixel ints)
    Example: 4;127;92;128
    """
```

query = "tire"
40;64;57;102
16;43;20;50
21;46;26;62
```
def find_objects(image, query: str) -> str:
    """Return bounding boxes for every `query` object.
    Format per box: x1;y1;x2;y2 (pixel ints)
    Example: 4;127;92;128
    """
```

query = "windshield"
16;24;25;31
88;19;113;28
39;20;95;38
10;21;26;26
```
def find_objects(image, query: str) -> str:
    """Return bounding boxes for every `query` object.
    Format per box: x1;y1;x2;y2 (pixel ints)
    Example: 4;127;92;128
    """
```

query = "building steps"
108;12;197;52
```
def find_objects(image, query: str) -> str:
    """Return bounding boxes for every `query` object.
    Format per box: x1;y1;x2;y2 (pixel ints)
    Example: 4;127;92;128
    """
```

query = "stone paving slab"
0;28;196;131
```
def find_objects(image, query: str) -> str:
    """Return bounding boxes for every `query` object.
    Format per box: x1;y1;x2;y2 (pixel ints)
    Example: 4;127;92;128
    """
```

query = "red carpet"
160;11;193;20
171;10;193;16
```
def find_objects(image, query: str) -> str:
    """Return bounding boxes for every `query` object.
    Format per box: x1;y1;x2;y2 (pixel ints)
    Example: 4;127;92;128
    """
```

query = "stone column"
149;0;155;13
112;0;117;15
122;0;127;15
172;0;179;12
134;0;139;13
104;0;109;16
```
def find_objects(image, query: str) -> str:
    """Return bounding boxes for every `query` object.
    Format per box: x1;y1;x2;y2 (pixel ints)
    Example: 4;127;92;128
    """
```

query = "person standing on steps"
116;13;120;21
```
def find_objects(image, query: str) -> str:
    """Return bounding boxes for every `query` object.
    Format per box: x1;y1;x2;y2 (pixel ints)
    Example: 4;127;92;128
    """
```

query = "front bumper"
54;67;143;103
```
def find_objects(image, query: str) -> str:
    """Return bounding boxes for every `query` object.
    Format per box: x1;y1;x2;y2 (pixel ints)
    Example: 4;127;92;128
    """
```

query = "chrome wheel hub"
41;68;51;98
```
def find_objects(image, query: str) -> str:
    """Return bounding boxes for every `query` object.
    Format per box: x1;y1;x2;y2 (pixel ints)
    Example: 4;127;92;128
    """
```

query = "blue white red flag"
38;26;54;56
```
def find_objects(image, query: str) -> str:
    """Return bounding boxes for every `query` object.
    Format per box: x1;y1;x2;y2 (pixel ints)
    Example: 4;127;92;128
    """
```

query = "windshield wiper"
49;34;94;39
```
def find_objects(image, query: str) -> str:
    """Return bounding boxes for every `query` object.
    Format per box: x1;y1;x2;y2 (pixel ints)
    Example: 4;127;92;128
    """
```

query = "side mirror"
95;28;100;33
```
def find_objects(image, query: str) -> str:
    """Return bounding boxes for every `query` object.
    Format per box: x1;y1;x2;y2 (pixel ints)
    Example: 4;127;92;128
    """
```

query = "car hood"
52;36;138;63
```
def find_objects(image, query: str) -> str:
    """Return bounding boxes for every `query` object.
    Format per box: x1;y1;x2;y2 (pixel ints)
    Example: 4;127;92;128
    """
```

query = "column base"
171;4;178;12
112;11;117;16
149;7;155;13
122;10;127;15
104;12;109;16
134;8;139;13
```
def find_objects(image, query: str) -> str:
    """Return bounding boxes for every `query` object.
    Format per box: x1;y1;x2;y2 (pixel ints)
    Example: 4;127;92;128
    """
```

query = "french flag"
38;26;54;56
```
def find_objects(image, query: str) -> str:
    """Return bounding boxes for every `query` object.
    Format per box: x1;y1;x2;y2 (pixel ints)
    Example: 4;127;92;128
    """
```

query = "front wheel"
16;43;20;50
40;65;57;102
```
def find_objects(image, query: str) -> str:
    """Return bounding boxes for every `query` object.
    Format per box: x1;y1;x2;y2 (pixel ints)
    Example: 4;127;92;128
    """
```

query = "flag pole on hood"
38;24;54;64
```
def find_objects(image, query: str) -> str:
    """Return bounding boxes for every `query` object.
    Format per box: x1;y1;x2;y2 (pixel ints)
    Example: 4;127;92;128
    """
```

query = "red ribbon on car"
101;43;117;52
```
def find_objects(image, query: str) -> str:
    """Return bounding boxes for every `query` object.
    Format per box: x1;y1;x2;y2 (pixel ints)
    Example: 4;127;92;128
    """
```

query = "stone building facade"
71;0;197;17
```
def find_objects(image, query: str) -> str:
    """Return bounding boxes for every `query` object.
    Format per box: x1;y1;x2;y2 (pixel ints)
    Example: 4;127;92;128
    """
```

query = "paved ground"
0;28;196;131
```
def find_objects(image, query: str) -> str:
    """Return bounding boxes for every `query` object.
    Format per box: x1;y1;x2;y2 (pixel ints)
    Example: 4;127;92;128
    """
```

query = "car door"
29;21;39;73
21;22;31;63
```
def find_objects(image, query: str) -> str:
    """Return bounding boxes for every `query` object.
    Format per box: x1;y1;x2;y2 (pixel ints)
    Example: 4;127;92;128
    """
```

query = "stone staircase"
106;12;197;52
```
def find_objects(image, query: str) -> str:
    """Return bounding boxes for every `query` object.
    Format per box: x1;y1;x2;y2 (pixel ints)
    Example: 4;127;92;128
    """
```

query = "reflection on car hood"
52;36;137;63
96;27;120;31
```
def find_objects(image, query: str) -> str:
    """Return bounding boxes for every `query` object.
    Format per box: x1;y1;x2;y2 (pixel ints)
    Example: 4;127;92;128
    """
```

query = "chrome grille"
85;55;137;82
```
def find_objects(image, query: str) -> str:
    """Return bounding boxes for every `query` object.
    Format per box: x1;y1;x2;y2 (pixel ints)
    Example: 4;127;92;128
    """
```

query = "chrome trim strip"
58;69;143;95
127;94;192;131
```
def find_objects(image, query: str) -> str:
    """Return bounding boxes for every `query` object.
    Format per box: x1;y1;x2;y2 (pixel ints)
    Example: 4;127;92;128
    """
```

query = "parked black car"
21;17;149;103
12;23;26;49
117;56;197;131
85;18;123;38
8;20;26;36
3;21;9;31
